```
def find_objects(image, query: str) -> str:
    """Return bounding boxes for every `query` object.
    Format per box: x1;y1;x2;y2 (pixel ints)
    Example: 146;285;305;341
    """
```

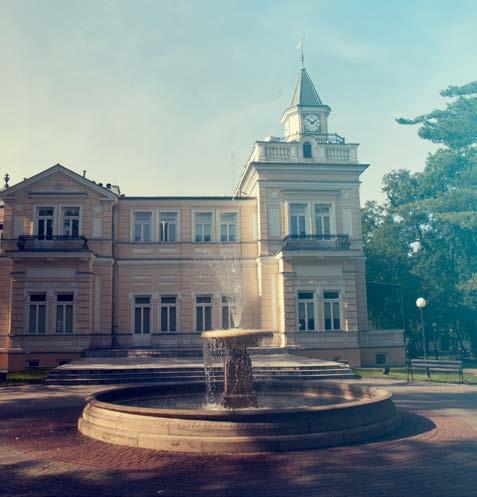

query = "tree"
364;81;477;355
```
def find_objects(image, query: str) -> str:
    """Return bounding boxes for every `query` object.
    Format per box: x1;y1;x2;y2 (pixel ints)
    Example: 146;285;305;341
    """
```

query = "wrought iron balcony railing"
17;235;89;252
282;234;350;251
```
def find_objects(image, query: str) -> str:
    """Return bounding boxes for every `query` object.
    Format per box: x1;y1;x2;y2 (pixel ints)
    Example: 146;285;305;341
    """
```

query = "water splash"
208;246;247;329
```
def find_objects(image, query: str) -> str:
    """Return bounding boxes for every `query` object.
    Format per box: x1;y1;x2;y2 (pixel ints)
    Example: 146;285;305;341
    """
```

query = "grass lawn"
1;368;51;385
355;367;477;385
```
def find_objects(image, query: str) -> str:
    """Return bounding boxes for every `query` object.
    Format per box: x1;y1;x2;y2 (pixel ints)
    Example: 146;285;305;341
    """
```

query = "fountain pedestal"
201;329;273;409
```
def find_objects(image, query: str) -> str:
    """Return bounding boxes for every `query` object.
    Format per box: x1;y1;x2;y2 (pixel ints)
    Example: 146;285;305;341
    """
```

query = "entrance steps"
83;346;290;359
45;353;355;385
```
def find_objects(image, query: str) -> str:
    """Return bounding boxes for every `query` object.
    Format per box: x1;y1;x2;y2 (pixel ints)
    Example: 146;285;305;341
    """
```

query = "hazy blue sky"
1;0;476;202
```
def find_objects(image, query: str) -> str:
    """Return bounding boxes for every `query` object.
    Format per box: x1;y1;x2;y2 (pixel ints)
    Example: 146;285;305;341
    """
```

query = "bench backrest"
411;359;462;369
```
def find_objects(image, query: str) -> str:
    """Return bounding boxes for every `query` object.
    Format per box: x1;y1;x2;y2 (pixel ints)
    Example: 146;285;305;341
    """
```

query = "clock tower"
281;66;331;142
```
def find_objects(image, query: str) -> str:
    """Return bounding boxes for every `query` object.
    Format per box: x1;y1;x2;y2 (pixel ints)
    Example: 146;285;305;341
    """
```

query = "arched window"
303;141;312;158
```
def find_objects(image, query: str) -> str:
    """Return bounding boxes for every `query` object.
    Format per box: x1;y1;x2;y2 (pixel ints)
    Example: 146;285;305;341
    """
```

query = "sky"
0;0;476;203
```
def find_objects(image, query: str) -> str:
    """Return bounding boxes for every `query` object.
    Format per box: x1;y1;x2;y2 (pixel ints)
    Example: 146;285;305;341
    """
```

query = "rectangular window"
36;207;54;239
62;207;80;236
290;203;307;236
376;353;389;366
133;212;152;242
134;296;151;334
220;213;237;243
314;204;331;235
26;360;40;369
195;213;212;242
55;293;74;334
28;293;46;334
159;212;177;242
160;296;177;332
297;291;315;331
221;296;236;329
196;295;212;331
323;291;341;331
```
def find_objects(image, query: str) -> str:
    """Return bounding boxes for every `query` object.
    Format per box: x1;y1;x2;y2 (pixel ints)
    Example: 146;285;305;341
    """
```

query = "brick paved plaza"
1;379;476;497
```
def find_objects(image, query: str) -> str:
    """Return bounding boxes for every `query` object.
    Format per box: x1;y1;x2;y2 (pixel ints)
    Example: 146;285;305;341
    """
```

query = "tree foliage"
364;81;477;356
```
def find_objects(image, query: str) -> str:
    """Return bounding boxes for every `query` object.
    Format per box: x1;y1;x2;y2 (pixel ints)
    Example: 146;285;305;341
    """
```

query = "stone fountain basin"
78;381;400;453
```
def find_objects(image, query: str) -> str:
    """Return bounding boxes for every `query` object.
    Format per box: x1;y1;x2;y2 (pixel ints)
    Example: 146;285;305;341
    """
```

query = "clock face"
304;114;321;132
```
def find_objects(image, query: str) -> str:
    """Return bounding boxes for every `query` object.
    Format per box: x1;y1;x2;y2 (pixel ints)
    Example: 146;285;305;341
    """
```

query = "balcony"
17;235;89;252
249;140;359;164
282;234;350;251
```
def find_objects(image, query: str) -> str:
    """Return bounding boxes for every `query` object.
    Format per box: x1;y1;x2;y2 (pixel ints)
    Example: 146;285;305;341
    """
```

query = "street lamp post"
432;322;439;360
416;298;428;361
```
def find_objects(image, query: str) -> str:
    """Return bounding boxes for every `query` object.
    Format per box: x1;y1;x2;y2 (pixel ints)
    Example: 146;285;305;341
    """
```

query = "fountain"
78;253;400;452
78;323;400;452
202;329;273;408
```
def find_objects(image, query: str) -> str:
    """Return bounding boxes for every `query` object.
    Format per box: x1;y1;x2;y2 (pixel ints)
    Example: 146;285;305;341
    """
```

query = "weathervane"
296;38;305;68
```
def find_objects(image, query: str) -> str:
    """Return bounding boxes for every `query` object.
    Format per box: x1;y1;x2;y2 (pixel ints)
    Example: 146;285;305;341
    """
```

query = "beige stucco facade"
0;67;405;371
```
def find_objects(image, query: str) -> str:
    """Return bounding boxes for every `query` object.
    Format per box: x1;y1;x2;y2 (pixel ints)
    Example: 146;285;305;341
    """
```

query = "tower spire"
297;39;305;68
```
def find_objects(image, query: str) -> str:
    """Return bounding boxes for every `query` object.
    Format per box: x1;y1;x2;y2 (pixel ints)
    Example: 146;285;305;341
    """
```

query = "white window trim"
33;204;83;236
312;202;336;235
192;209;215;243
33;205;56;236
193;293;214;332
220;295;236;329
59;204;82;236
296;290;317;331
287;202;308;236
130;209;155;243
156;209;181;243
217;209;240;243
284;200;337;236
54;292;75;334
131;294;152;334
158;294;179;332
322;289;343;332
26;293;47;334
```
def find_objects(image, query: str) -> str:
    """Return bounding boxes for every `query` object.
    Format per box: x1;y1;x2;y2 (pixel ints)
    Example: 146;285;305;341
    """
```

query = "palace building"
0;66;405;372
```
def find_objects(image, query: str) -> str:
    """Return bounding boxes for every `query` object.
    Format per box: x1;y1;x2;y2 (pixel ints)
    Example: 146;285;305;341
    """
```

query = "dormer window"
303;141;312;158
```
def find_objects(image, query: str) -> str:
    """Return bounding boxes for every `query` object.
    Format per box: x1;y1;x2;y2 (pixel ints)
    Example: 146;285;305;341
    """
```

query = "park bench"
407;358;464;384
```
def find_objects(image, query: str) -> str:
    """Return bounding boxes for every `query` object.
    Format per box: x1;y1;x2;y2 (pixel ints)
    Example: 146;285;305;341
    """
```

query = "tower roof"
290;67;323;107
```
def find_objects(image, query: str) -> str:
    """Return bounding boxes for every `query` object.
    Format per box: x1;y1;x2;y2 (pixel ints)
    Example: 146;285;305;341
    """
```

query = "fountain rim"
201;328;274;340
83;381;394;420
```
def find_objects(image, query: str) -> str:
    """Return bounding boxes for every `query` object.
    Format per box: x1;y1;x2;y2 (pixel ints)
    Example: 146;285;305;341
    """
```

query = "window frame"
313;204;332;235
221;295;236;330
158;210;179;243
375;352;389;366
55;293;74;334
289;203;308;236
131;210;154;243
195;294;213;332
323;290;342;331
159;295;178;332
218;211;238;243
27;293;47;334
297;290;316;331
193;211;214;243
34;206;55;238
303;141;313;158
61;206;81;237
133;295;152;334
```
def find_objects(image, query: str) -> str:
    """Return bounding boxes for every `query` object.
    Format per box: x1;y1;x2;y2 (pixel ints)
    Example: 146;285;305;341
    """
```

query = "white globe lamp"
416;298;427;309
